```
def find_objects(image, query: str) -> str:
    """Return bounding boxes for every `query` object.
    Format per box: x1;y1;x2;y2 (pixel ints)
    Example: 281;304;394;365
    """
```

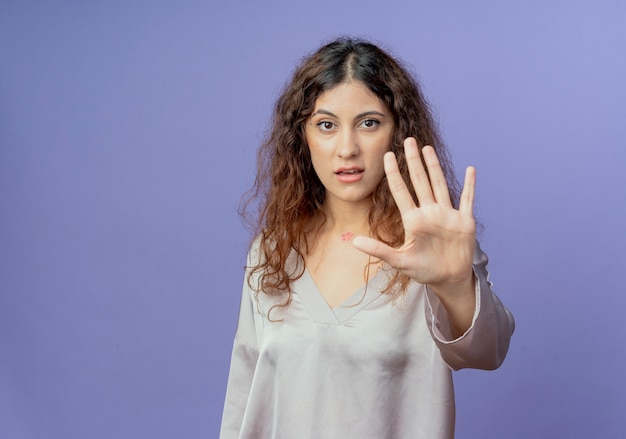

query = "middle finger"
404;137;435;206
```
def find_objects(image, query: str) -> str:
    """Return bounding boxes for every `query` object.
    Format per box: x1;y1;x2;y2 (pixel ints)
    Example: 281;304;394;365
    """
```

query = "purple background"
1;1;625;438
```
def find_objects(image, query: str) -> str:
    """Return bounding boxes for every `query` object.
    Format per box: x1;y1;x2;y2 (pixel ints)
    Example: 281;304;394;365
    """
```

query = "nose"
337;129;359;158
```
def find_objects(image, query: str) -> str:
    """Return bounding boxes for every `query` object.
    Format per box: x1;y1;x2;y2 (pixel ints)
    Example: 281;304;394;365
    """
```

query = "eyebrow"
311;109;388;120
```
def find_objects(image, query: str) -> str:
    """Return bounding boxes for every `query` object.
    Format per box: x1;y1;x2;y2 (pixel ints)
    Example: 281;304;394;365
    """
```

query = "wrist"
427;270;475;299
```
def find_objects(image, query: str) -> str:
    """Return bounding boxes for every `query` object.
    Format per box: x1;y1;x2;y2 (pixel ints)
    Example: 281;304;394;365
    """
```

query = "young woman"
220;37;515;439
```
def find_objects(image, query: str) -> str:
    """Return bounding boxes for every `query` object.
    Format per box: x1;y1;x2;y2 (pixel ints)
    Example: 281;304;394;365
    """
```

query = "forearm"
428;272;476;338
425;244;515;371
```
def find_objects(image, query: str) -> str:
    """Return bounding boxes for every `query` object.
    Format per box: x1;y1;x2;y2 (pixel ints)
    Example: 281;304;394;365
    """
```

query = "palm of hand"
353;138;477;289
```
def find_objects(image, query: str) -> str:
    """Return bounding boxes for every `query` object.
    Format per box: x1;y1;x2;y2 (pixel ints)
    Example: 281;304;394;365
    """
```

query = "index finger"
384;150;416;214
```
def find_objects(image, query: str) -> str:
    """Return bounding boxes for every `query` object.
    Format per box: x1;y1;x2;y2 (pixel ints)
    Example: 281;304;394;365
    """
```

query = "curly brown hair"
240;37;461;307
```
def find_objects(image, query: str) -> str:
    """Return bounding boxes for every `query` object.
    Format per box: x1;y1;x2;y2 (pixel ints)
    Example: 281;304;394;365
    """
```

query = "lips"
335;167;363;175
335;167;364;183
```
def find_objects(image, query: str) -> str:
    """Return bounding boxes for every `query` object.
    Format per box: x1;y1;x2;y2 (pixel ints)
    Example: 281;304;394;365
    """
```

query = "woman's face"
305;81;394;209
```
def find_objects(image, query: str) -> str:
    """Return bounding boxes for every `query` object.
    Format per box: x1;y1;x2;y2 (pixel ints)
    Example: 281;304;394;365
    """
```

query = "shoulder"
245;234;265;266
246;233;302;276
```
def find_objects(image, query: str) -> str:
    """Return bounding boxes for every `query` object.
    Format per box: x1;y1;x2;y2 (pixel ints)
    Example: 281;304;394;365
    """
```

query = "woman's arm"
220;256;260;438
425;243;515;370
353;137;514;369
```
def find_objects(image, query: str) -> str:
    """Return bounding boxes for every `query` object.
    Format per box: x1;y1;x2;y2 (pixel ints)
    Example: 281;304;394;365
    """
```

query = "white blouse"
220;242;514;439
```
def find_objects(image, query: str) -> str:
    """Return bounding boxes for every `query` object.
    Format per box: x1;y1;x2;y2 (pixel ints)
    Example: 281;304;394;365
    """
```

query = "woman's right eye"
317;121;335;131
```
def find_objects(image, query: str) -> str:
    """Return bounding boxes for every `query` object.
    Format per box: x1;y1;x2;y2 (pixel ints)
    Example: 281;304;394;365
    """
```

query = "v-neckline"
293;266;388;325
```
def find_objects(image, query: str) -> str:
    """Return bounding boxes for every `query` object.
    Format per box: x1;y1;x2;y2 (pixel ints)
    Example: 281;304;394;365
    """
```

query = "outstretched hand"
353;138;477;320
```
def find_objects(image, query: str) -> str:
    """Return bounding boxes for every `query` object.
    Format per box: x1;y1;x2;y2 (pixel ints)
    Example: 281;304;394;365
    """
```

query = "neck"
319;197;372;236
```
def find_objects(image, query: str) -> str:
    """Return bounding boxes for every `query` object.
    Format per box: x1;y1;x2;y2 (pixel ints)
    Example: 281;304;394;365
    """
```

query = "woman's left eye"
360;119;380;129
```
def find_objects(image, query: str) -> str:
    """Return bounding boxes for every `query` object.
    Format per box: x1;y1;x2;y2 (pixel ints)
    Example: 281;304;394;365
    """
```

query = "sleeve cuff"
425;268;481;344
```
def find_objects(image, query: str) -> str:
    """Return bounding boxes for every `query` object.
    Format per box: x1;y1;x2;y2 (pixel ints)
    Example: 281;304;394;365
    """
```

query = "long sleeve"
424;243;515;371
219;265;260;439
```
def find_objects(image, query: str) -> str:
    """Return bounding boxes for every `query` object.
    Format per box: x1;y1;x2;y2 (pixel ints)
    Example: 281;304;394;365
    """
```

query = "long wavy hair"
240;37;461;308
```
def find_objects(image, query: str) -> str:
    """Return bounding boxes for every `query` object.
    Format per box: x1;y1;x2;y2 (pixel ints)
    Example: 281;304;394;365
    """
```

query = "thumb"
352;236;397;265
